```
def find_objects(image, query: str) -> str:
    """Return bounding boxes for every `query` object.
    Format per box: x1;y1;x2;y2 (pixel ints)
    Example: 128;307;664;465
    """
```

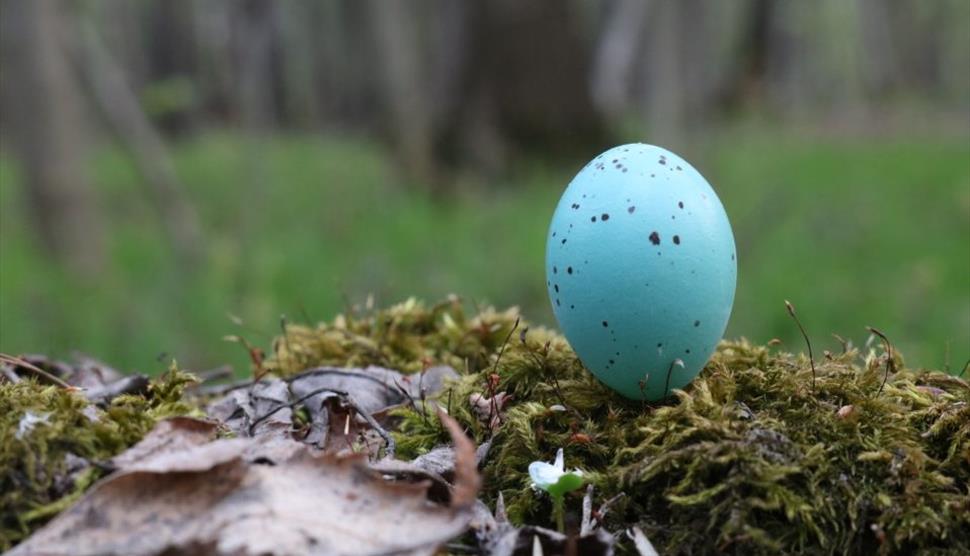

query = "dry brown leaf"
13;409;479;556
111;416;218;469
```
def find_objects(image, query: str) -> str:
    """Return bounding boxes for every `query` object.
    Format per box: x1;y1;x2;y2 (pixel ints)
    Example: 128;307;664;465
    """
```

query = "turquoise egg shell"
545;144;737;400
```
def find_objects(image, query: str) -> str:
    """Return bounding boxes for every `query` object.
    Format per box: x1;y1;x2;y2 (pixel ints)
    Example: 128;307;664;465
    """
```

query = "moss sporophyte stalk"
3;298;968;554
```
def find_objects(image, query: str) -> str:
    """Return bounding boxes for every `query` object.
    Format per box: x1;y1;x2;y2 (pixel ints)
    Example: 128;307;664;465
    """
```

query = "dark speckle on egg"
628;206;635;213
553;266;558;274
678;201;684;209
649;231;660;245
567;266;573;274
591;216;597;222
673;235;681;245
601;213;610;221
602;321;609;328
694;320;700;327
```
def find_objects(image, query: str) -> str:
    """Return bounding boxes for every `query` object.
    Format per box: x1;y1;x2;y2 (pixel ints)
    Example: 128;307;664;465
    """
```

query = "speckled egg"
546;144;736;400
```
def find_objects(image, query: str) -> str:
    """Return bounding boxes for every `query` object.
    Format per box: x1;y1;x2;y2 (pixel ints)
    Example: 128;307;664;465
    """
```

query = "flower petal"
529;461;563;490
553;447;564;471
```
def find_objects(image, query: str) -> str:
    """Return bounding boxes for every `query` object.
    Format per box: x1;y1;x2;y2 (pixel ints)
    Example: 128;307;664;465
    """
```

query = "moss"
4;298;967;554
264;298;970;555
0;365;199;549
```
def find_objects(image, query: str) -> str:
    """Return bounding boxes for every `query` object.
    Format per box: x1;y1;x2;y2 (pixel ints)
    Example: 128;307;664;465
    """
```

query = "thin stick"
486;317;520;428
831;334;849;354
580;484;595;535
866;327;895;396
663;359;683;400
959;359;969;379
1;366;21;383
0;354;71;389
193;364;234;383
195;378;253;397
248;386;395;457
490;317;520;377
342;394;396;458
280;314;293;355
592;493;625;529
247;385;340;433
785;300;816;393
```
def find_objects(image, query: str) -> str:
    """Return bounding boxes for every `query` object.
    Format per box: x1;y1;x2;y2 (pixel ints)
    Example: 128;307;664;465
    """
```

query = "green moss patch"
267;298;970;555
0;366;199;549
3;298;967;554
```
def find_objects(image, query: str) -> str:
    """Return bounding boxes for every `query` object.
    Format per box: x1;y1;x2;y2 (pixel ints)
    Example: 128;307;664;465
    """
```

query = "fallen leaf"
13;409;479;556
208;365;459;454
111;417;218;470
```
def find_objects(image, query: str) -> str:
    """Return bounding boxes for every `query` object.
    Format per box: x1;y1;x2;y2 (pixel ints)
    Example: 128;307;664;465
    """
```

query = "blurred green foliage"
0;130;967;374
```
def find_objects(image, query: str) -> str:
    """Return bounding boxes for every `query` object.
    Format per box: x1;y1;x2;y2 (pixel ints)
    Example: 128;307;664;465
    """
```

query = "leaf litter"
3;296;969;555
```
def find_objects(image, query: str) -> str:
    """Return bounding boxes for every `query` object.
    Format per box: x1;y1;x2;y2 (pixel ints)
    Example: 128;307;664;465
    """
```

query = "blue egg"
546;144;737;400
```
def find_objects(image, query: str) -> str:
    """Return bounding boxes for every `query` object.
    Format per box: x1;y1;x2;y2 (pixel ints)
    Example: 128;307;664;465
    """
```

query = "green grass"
0;130;967;374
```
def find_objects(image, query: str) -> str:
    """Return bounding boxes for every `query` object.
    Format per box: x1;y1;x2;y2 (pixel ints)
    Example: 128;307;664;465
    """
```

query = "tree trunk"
590;0;650;121
0;0;104;276
77;10;204;266
367;0;438;191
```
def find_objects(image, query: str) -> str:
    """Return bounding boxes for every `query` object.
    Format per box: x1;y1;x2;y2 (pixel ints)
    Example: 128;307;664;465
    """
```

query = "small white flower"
528;448;584;497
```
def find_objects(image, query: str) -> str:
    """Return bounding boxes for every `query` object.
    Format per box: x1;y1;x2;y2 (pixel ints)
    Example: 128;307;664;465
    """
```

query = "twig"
280;314;293;356
349;396;395;458
831;334;849;354
193;364;234;383
785;300;816;393
0;354;71;389
866;326;895;396
195;378;254;397
490;317;520;377
1;366;21;383
628;526;659;556
249;386;348;434
580;484;595;535
592;493;625;530
247;386;395;457
485;317;520;430
959;359;969;378
663;359;683;400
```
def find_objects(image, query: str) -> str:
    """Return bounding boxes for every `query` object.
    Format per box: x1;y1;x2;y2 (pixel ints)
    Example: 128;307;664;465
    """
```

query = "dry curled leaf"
13;409;479;556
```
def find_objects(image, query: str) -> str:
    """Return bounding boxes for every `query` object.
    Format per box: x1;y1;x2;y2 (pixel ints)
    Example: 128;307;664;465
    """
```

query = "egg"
545;144;737;400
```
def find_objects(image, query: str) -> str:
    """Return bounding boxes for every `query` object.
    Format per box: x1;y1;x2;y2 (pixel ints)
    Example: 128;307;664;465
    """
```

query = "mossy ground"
3;298;968;554
271;298;969;555
0;367;199;549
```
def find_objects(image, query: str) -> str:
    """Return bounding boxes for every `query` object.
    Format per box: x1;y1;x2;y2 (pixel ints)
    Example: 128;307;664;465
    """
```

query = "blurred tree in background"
0;0;967;373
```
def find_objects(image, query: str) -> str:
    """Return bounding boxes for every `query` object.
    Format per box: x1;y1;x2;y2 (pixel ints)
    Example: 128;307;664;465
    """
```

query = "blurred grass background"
0;1;968;375
2;126;968;373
